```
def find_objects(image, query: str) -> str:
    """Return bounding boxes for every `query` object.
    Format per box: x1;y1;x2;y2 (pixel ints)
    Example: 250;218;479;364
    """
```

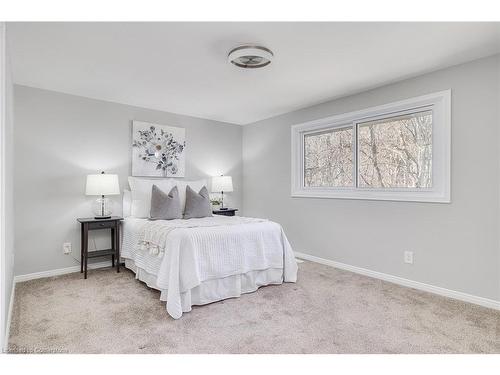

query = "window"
304;126;353;187
291;90;450;202
357;110;432;189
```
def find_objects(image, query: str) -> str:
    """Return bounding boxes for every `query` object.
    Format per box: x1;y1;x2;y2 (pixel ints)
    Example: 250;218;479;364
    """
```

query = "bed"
121;190;298;319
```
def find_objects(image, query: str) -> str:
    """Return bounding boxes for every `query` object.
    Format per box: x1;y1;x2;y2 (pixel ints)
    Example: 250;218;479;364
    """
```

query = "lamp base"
219;207;229;210
92;196;112;218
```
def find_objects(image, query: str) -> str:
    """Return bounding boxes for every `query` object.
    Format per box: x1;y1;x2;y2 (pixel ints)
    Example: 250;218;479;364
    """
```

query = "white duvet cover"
121;215;298;318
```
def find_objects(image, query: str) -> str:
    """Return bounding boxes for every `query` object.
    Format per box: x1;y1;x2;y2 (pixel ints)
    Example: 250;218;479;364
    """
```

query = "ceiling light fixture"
228;45;273;69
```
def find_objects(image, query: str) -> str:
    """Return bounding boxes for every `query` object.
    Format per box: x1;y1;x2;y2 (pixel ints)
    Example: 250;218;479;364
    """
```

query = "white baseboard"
294;251;500;311
13;261;112;283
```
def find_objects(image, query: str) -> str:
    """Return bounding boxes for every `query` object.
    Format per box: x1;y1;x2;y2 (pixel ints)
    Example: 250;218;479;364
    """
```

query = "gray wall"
14;86;242;275
243;55;500;301
1;23;15;350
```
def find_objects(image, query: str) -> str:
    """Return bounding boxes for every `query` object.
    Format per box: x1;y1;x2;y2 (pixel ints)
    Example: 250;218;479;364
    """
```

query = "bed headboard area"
123;190;132;217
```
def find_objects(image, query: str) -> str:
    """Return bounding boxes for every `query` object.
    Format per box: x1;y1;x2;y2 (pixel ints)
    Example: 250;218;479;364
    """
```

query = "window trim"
291;90;451;203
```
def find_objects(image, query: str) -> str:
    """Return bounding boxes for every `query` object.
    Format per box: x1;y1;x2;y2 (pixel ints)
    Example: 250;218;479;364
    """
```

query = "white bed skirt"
124;259;284;314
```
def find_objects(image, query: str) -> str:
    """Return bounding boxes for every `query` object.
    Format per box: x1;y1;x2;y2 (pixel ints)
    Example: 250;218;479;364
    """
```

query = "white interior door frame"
0;21;7;351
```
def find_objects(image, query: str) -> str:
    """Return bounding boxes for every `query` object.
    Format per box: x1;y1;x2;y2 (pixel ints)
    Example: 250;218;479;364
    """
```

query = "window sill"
291;189;450;203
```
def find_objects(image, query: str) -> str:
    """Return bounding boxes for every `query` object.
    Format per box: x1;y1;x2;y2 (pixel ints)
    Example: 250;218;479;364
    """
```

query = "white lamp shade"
211;175;233;193
85;174;120;196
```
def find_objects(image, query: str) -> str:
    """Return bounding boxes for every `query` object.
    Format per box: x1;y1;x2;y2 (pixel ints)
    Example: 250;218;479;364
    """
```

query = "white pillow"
128;177;174;218
172;179;207;214
123;190;132;217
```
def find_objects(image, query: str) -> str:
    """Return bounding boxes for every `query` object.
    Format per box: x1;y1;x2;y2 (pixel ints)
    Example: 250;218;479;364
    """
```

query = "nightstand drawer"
88;221;116;230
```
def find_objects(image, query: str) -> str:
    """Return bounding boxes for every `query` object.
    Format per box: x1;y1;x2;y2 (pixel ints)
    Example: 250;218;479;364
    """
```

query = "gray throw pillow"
184;185;213;219
149;185;182;220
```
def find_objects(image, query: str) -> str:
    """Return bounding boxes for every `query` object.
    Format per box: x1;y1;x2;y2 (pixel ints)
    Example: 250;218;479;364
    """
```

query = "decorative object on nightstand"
213;208;238;217
77;217;123;279
210;197;222;210
85;172;120;219
211;175;233;210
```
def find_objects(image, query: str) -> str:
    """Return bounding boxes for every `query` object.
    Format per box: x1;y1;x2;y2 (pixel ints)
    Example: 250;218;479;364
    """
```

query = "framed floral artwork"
132;121;186;177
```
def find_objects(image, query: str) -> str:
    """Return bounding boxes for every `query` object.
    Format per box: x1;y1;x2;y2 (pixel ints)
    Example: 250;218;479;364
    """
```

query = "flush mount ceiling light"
227;45;274;69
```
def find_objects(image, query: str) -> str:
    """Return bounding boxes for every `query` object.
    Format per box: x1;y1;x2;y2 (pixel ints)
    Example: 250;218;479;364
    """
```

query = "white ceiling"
8;22;500;125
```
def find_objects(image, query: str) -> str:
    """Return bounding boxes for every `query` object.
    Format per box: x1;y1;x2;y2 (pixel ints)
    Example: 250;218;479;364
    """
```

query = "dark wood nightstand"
212;208;238;217
77;216;123;279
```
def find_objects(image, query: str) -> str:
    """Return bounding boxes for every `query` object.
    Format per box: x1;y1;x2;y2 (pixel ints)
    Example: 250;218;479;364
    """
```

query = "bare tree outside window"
304;127;353;187
358;111;432;188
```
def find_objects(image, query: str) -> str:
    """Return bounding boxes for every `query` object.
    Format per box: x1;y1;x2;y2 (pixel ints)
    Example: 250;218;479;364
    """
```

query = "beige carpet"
8;261;499;354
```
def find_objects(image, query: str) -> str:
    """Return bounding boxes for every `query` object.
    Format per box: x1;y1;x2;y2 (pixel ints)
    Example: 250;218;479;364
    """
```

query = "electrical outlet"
63;242;72;254
404;251;413;264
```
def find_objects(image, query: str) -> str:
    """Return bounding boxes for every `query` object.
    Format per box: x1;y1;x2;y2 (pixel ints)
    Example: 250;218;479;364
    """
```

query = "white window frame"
291;90;451;203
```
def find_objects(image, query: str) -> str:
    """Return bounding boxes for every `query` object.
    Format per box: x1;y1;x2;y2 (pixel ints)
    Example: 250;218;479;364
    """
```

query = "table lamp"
85;172;120;219
211;175;233;210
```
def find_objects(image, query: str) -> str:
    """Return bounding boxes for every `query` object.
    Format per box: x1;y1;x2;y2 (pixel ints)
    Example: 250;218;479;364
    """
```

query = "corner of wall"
1;21;16;351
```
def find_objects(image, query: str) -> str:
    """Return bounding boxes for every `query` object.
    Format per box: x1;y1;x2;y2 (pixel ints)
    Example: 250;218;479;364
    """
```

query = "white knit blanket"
138;216;267;257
